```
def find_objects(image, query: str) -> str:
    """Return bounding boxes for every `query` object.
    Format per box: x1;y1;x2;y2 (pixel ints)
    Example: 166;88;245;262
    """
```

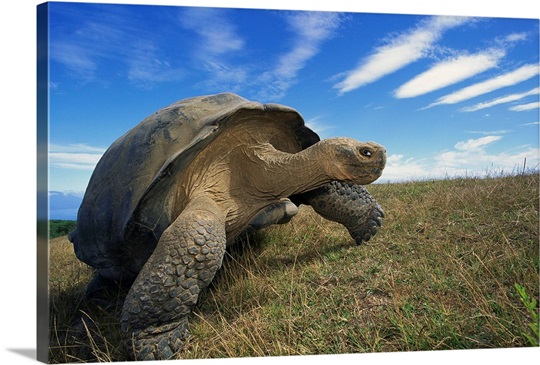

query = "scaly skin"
297;181;384;244
120;195;226;361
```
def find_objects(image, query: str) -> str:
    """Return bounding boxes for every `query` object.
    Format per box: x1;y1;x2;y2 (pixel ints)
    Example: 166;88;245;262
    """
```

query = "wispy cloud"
50;42;99;83
50;143;106;154
509;102;540;111
49;143;105;170
467;130;511;135
454;136;502;151
257;11;343;99
424;64;540;108
460;87;539;112
51;5;184;87
180;7;244;61
127;40;185;87
179;7;248;89
333;16;471;95
304;116;334;138
394;49;505;98
498;32;529;44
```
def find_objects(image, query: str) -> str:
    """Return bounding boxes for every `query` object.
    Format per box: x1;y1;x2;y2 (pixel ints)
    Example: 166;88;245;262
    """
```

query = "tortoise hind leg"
120;195;226;360
247;198;298;230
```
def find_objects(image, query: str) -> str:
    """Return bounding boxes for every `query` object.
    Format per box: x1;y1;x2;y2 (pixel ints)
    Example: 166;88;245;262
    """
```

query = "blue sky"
48;2;539;195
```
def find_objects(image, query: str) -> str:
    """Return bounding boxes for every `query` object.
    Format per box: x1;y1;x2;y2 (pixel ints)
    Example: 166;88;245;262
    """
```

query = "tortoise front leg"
295;181;384;245
120;195;226;361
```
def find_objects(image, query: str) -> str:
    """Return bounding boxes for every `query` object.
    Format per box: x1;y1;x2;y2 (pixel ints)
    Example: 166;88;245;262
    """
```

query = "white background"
1;1;538;364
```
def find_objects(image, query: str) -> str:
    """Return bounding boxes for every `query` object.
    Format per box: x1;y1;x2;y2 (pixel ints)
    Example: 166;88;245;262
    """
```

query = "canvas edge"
37;2;50;363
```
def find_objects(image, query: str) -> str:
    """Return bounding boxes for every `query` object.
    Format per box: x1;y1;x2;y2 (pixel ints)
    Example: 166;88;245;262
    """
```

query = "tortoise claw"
349;206;385;245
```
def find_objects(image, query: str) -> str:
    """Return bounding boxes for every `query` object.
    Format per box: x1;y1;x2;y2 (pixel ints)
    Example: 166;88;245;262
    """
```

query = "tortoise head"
316;137;386;185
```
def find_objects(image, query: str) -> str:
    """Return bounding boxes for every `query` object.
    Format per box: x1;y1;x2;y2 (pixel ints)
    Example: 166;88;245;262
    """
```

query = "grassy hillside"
48;172;539;363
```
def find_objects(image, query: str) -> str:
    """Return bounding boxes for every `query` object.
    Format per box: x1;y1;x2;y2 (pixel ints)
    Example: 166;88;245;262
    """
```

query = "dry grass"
47;172;539;362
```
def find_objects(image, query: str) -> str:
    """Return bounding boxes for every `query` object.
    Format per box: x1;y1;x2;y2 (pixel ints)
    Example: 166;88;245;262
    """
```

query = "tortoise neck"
253;141;342;197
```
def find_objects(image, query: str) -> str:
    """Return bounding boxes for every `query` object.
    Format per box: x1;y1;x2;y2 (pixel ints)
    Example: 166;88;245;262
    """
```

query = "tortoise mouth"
371;167;383;176
351;161;385;175
370;158;386;175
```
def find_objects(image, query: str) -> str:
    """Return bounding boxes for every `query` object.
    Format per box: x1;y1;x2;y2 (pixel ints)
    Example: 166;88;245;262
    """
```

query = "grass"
47;171;539;362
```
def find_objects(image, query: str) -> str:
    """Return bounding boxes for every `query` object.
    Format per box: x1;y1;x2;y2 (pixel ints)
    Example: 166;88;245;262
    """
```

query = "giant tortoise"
69;92;387;360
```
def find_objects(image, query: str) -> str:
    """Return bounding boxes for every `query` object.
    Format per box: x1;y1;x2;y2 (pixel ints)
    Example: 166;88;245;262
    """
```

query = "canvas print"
37;1;539;363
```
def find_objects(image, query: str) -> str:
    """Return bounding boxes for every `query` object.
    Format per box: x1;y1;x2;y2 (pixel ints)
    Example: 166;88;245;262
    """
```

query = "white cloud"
49;144;105;170
333;15;471;95
502;32;528;43
435;144;538;175
509;102;540;111
284;11;342;57
127;40;184;87
425;63;540;108
258;12;343;99
454;136;501;151
49;143;106;154
179;9;344;98
378;136;539;182
467;130;510;135
180;7;244;60
394;49;504;98
304;116;334;138
434;135;539;176
48;191;84;197
49;153;103;170
461;87;540;112
179;7;250;90
51;42;98;82
379;154;429;182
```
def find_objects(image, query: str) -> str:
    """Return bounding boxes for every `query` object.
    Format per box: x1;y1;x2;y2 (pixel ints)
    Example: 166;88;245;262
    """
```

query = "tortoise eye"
361;148;372;157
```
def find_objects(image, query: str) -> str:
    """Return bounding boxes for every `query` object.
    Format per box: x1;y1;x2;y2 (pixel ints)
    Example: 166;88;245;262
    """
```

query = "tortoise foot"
348;205;385;245
128;318;189;361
